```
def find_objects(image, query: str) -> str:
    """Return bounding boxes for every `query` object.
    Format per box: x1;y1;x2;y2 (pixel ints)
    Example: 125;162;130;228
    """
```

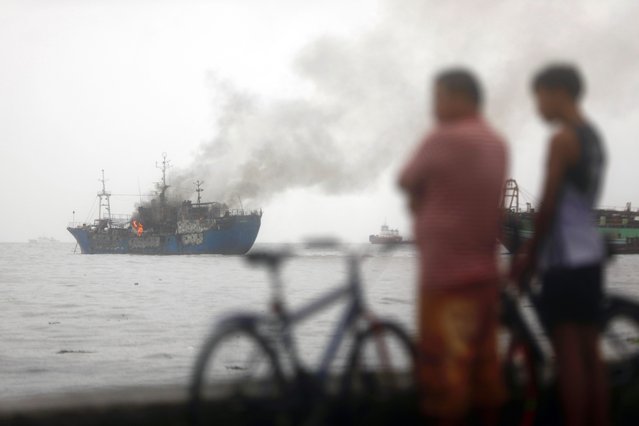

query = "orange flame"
131;220;143;236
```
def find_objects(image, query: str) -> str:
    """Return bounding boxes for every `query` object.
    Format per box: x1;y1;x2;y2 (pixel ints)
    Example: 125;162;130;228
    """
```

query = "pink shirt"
400;116;507;288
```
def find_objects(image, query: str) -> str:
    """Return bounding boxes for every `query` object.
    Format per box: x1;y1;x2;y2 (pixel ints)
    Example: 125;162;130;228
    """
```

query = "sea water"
0;242;418;400
0;242;637;401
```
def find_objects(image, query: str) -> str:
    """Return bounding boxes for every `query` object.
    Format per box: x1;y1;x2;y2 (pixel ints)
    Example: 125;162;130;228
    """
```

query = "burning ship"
67;155;262;255
501;179;639;254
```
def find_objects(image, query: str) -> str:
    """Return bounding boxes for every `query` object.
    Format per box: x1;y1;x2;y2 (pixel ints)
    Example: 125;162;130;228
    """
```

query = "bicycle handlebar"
246;241;402;270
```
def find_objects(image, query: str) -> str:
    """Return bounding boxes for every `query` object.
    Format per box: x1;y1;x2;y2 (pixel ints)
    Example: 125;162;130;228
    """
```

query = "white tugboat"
369;223;403;244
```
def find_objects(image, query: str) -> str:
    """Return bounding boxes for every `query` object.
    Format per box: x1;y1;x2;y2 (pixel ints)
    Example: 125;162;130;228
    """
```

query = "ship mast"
155;152;171;204
194;180;204;205
97;169;112;221
503;179;520;213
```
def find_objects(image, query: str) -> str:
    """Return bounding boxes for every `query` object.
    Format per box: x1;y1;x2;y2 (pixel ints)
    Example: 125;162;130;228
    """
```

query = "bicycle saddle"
245;250;293;268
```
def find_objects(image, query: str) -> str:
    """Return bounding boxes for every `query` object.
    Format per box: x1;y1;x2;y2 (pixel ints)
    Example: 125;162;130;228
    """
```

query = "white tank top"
540;122;606;270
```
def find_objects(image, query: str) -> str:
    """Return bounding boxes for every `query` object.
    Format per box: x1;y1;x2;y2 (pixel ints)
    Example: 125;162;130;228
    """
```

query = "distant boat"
28;237;59;244
303;236;342;249
369;223;404;245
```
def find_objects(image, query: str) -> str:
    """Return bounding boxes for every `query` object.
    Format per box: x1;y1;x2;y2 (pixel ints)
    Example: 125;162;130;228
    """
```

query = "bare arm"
398;142;429;194
398;139;434;213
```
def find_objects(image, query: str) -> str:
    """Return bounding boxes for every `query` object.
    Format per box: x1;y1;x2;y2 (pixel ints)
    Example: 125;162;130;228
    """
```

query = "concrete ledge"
0;382;420;426
0;385;189;426
2;362;639;426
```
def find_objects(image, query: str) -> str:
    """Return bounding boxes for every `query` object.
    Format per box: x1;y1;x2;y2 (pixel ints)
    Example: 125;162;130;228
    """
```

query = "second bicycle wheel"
600;295;639;425
601;295;639;385
188;319;289;426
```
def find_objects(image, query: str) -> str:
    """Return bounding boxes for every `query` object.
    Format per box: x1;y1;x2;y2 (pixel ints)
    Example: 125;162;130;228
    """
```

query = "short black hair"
436;68;482;106
533;64;584;99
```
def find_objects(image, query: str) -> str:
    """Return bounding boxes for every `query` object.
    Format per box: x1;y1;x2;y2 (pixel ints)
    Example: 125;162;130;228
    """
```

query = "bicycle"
188;245;418;426
500;267;639;425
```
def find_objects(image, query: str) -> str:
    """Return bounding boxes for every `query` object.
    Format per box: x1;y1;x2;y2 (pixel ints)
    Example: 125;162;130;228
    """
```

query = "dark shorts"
541;264;604;330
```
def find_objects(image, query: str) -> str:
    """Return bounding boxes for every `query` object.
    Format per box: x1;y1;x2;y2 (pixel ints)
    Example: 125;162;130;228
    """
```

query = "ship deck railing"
227;208;262;217
67;214;132;229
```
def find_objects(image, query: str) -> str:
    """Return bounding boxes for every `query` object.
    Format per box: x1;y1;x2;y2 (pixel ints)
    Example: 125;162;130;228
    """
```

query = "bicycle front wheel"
345;321;416;394
188;319;288;426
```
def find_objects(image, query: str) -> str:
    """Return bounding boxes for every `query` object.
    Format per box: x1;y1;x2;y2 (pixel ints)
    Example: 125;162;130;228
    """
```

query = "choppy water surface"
0;243;419;400
1;242;638;401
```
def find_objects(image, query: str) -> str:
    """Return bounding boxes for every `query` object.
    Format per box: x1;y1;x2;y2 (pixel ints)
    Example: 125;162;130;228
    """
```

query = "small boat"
369;224;403;245
28;237;59;244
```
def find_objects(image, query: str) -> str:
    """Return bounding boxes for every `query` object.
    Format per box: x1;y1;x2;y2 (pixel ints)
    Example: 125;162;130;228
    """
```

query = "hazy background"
1;0;637;243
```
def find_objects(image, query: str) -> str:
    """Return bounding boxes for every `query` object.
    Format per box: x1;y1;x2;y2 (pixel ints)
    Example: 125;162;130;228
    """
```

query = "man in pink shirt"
399;69;507;425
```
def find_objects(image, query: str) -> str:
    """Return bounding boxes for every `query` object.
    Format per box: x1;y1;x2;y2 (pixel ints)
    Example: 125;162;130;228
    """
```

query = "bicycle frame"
265;255;372;383
500;287;547;366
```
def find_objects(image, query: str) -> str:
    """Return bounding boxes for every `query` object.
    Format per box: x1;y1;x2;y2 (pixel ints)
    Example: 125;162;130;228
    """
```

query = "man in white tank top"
511;64;609;426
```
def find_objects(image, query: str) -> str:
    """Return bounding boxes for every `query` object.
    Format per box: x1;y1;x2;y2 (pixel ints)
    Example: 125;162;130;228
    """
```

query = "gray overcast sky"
1;0;638;243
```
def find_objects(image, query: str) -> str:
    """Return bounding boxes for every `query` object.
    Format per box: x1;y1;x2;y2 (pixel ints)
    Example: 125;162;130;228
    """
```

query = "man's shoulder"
447;118;507;150
552;126;578;144
549;126;580;163
424;118;507;153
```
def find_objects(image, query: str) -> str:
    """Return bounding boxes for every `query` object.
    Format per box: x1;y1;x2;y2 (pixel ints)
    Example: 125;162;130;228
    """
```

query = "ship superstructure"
501;179;639;254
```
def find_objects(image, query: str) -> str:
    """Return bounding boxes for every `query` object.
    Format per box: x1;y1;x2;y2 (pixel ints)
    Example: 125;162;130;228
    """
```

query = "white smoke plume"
171;33;421;206
172;0;639;207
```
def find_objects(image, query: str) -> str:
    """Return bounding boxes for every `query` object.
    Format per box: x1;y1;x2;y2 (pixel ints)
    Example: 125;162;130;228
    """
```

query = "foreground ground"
1;365;639;425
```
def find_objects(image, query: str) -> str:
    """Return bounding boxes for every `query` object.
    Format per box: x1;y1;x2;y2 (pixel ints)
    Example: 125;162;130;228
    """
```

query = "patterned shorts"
418;280;506;419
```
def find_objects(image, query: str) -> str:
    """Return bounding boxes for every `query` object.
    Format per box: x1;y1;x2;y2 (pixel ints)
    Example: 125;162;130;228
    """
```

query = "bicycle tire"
340;321;418;425
188;318;289;426
601;295;639;385
598;295;639;425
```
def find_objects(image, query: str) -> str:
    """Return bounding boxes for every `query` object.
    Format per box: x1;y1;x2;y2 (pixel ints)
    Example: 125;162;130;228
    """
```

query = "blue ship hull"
68;215;261;255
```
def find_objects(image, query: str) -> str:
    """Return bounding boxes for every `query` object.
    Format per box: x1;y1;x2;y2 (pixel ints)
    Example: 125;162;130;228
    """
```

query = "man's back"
408;116;506;287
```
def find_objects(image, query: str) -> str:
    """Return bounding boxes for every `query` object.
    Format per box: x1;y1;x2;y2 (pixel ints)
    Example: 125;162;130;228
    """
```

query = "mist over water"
171;0;639;209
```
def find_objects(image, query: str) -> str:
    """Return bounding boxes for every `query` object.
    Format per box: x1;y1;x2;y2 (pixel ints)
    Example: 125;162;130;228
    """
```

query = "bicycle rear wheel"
188;319;289;426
